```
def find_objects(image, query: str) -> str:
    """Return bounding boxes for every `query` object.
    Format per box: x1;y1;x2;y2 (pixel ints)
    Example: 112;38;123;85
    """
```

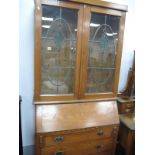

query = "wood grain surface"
36;101;119;133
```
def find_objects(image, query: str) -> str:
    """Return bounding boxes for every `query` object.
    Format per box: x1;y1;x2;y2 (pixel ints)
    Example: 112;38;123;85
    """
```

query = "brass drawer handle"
125;109;131;112
126;104;134;108
54;136;64;143
96;131;104;136
54;151;64;155
96;144;103;149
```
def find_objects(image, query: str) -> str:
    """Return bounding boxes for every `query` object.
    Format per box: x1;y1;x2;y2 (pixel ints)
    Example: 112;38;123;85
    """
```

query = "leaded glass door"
34;0;126;102
34;1;83;101
79;6;125;99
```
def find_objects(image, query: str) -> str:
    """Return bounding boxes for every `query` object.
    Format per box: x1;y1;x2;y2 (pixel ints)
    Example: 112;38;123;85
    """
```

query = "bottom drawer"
42;139;113;155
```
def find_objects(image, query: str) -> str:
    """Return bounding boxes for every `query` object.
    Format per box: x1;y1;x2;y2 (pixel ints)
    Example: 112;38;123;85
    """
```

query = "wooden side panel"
34;0;42;101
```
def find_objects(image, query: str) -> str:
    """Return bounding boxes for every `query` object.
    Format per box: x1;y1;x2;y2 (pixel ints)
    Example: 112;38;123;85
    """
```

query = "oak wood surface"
78;5;91;99
34;97;118;104
41;125;116;147
74;5;84;98
35;134;41;155
42;0;82;9
34;0;42;101
36;101;119;133
41;139;113;155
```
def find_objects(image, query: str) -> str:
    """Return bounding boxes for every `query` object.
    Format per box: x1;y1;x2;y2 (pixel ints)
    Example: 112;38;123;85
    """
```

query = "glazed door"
79;6;125;99
34;1;83;101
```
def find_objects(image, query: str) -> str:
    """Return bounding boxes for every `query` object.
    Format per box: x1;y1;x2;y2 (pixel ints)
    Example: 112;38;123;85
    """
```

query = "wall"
104;0;135;91
19;0;135;146
19;0;35;146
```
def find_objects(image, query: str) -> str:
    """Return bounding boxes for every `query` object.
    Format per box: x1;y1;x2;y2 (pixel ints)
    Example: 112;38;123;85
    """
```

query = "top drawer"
40;125;118;147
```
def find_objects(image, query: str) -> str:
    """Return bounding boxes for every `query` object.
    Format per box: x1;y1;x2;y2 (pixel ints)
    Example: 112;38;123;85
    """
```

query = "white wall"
104;0;135;91
19;0;135;146
19;0;35;146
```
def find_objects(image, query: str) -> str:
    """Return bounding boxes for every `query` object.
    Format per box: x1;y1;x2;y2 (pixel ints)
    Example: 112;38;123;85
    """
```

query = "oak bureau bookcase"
34;0;127;155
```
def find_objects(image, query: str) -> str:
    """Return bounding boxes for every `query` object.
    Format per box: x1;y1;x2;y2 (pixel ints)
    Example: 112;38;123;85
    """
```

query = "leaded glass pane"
86;13;120;93
41;5;78;95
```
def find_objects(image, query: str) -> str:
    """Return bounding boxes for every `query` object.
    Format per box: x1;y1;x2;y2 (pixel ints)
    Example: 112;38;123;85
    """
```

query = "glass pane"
86;12;120;93
41;5;78;95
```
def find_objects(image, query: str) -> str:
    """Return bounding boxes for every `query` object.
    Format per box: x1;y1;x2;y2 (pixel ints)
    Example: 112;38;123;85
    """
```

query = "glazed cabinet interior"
34;0;127;155
34;0;127;102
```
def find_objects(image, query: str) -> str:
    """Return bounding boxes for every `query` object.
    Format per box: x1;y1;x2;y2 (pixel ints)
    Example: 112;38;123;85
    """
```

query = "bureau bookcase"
34;0;127;155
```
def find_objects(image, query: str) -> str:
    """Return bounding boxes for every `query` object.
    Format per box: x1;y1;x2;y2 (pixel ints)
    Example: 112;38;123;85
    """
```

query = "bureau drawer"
121;108;134;114
41;139;113;155
41;126;117;147
117;99;135;114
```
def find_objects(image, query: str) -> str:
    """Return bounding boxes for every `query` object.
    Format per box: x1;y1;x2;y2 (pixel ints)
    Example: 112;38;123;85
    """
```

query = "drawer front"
125;103;134;108
118;101;135;114
42;126;117;147
41;139;113;155
118;104;134;114
121;107;134;114
88;126;117;140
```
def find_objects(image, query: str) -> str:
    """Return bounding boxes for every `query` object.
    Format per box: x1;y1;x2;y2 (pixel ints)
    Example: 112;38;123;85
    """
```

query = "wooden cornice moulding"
34;0;128;11
66;0;128;11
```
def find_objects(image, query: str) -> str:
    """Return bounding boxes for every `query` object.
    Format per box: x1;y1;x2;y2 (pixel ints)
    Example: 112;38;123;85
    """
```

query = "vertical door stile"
79;5;91;99
113;12;126;96
74;5;84;99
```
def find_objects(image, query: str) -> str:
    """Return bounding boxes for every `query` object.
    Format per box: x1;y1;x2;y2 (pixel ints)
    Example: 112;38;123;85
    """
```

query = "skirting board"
23;145;34;155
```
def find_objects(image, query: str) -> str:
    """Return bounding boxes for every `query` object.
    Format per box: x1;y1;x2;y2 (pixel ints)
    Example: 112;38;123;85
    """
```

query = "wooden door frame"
34;0;127;102
79;5;126;99
34;0;84;101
